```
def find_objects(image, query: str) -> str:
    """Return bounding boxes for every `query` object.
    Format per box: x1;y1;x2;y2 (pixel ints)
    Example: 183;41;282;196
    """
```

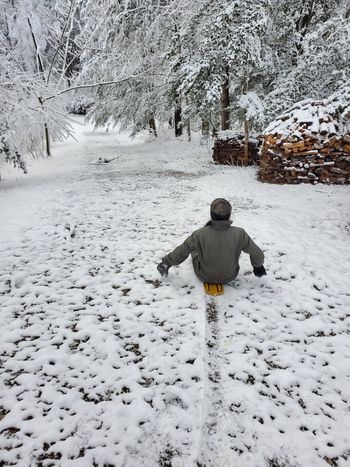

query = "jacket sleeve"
162;234;196;266
241;230;264;267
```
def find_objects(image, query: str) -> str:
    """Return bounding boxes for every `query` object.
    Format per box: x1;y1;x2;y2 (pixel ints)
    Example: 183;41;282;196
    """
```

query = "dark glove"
157;262;170;277
253;265;266;277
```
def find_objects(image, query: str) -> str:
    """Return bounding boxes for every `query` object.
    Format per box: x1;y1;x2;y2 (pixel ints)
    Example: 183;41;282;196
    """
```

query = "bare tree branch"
42;75;140;102
55;8;114;92
47;0;75;84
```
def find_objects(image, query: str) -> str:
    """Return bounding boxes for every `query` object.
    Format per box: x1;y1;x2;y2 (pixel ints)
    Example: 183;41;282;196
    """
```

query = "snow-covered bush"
0;135;27;179
67;95;94;115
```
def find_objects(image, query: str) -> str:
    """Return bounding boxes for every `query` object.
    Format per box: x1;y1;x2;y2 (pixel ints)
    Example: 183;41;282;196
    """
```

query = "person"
157;198;266;284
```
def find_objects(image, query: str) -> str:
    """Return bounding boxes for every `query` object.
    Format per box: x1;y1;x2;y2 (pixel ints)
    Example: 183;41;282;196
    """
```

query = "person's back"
157;198;266;284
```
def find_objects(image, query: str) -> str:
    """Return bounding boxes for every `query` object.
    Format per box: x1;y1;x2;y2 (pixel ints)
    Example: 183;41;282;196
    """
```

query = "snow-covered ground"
1;119;350;467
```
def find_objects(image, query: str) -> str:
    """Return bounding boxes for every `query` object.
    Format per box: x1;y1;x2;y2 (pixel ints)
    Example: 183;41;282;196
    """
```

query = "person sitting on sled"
157;198;266;284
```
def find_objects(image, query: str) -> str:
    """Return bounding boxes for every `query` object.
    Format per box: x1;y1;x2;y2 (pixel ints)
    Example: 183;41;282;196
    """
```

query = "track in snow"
197;297;234;467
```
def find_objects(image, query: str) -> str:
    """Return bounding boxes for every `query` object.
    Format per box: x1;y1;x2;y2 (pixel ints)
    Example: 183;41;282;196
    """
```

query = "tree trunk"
220;65;230;131
174;103;182;137
186;119;191;142
38;96;51;157
201;119;210;137
243;117;249;164
149;116;157;137
44;124;51;157
28;18;51;157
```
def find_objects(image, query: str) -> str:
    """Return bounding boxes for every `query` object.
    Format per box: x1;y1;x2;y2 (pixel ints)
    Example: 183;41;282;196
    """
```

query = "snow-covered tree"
48;0;350;141
0;0;76;164
262;0;349;121
77;1;170;135
1;0;349;175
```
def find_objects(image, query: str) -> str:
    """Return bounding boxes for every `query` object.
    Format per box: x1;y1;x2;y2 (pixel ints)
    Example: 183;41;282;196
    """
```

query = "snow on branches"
0;136;27;178
0;0;349;175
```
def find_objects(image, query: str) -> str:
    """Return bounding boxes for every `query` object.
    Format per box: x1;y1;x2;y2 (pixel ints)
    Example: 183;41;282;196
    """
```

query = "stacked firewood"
213;134;259;166
259;101;350;184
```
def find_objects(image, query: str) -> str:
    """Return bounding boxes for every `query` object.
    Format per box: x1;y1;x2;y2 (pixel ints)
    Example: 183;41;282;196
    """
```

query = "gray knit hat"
210;198;232;220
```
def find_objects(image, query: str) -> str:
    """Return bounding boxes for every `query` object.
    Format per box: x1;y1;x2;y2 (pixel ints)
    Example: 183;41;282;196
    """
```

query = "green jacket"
162;220;264;284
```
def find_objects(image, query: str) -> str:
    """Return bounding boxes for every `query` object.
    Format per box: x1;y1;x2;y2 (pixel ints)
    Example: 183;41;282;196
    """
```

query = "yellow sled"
204;282;224;296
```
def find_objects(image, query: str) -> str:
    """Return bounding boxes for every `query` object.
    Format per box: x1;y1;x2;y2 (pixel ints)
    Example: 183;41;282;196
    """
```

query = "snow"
263;99;350;138
238;92;264;120
1;119;350;467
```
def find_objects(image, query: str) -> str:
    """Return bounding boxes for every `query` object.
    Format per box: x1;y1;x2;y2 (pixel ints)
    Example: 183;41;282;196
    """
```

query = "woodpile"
213;133;259;166
259;100;350;184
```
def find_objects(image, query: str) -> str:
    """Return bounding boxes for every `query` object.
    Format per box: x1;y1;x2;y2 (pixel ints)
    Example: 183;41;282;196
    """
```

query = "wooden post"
244;117;249;164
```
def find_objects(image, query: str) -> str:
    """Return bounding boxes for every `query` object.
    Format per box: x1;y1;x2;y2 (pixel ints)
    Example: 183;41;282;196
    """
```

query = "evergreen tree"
1;0;349;175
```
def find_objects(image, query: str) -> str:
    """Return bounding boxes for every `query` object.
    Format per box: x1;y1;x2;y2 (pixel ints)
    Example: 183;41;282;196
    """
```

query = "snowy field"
1;120;350;467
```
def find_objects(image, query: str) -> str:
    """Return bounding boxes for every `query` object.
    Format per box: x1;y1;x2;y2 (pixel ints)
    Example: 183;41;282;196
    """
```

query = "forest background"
1;0;349;172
